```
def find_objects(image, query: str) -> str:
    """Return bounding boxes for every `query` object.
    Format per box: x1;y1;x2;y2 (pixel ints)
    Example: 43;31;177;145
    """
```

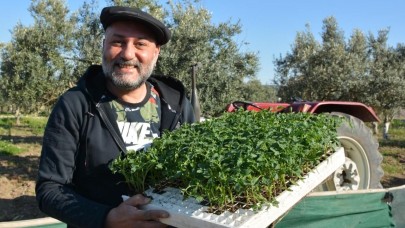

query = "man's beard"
102;55;156;91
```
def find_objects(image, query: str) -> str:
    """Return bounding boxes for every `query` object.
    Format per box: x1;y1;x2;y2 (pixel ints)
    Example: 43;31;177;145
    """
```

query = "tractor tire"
316;112;384;191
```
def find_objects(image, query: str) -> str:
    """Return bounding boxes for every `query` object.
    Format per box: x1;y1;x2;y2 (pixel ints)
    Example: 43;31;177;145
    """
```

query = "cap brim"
100;6;171;45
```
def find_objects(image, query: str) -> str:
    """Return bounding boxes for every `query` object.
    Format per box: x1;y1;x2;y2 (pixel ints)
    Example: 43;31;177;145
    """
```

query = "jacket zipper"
96;100;127;153
161;97;181;131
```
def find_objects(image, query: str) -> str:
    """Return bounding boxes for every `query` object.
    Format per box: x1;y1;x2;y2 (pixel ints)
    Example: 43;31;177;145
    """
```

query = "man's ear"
154;45;161;57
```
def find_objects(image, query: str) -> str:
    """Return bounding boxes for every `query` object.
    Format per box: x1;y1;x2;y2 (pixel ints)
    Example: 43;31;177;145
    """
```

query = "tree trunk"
382;114;394;140
383;121;390;140
372;122;379;135
15;107;21;125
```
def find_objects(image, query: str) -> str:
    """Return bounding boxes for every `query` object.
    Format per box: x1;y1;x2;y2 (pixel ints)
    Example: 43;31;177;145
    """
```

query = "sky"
1;0;404;84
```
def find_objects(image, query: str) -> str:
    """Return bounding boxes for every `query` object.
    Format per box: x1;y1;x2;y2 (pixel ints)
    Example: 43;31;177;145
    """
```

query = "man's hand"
105;194;169;228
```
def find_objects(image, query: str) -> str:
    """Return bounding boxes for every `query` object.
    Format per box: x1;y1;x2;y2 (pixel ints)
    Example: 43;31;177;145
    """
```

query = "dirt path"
0;145;47;221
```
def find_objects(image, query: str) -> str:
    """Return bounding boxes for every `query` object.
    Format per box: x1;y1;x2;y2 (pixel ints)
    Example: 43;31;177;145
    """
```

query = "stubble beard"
102;55;157;91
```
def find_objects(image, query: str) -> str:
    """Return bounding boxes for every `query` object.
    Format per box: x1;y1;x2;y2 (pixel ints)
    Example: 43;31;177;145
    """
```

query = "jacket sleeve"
35;94;112;228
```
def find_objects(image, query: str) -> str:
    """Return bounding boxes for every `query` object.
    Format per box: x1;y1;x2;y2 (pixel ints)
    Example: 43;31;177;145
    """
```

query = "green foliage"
275;17;356;101
0;118;14;130
0;140;24;155
108;0;166;20
70;0;103;82
391;119;405;129
0;116;47;136
240;80;278;102
274;16;405;124
21;117;48;135
0;117;14;135
0;0;76;114
110;110;341;211
155;0;261;116
368;32;405;122
0;0;268;117
379;121;405;178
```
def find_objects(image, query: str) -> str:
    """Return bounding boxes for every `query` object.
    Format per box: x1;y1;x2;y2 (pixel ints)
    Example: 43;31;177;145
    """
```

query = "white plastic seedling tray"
124;147;345;228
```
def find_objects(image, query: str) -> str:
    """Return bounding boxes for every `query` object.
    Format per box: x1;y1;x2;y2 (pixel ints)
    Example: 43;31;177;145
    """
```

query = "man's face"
102;21;160;91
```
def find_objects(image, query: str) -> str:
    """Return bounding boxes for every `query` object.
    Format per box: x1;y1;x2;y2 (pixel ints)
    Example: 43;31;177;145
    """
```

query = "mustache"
115;59;142;68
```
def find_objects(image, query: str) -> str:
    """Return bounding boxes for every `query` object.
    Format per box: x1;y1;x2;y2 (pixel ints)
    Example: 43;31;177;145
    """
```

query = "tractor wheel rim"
333;157;361;190
336;136;371;189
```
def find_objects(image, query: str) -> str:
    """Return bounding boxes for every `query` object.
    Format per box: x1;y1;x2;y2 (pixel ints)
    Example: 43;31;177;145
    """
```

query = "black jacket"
36;65;195;227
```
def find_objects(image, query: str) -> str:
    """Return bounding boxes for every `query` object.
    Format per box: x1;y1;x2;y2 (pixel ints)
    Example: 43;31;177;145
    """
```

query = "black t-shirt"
108;82;161;151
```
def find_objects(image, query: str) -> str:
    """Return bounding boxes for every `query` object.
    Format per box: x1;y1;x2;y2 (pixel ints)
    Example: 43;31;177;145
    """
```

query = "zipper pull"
96;95;107;108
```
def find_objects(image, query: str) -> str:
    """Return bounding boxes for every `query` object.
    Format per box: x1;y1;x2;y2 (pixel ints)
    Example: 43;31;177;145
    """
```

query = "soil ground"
0;138;47;222
0;136;404;222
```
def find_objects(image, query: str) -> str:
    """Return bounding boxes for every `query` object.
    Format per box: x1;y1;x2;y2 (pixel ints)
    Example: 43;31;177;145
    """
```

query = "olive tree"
0;0;75;119
156;1;260;116
274;16;405;136
71;0;104;84
275;17;350;101
274;24;321;101
368;30;405;138
1;0;266;118
341;29;370;102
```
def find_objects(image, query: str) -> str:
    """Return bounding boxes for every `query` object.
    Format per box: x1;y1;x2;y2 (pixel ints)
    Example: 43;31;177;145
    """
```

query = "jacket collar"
77;65;188;113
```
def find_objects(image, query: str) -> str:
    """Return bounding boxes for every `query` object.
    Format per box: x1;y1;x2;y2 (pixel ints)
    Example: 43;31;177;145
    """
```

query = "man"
36;6;195;228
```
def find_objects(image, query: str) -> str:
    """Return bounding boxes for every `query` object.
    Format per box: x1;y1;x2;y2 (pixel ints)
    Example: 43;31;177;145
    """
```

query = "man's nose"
121;44;136;60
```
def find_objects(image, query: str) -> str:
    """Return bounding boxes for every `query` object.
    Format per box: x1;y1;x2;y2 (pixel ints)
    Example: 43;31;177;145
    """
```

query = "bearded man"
36;6;195;228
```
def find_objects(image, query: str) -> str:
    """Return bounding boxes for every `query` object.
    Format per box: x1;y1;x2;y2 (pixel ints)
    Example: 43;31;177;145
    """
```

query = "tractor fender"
288;101;380;123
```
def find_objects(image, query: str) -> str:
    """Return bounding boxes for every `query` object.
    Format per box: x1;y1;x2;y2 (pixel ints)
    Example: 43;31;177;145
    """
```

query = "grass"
0;116;47;136
379;119;405;178
0;116;47;155
20;117;48;135
0;140;24;155
0;118;14;135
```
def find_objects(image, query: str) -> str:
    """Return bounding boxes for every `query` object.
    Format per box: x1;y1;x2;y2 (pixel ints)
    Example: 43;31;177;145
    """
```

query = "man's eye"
111;41;122;46
135;42;148;48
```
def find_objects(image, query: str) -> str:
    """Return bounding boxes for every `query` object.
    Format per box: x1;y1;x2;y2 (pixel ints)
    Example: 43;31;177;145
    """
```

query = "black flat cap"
100;6;171;45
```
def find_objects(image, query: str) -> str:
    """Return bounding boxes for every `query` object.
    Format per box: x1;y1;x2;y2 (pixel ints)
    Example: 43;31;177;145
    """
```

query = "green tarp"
3;186;403;228
27;224;66;228
275;191;396;228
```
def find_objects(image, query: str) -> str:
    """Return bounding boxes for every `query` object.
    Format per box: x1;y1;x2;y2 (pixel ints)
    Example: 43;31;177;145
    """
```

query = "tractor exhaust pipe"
191;62;202;122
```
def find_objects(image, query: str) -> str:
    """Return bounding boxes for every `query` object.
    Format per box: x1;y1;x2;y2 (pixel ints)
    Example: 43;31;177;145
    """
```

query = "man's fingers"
124;194;151;206
136;209;170;221
124;194;170;221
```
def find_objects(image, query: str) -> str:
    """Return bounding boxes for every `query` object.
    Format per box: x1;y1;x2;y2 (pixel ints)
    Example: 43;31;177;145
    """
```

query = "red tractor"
224;100;383;191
